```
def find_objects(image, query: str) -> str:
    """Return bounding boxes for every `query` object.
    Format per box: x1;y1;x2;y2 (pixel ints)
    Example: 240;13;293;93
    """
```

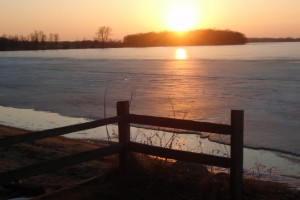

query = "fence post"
117;101;130;173
230;110;244;200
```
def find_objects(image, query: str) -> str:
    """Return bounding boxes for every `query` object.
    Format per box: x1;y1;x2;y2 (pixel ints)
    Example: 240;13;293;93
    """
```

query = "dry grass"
34;153;300;200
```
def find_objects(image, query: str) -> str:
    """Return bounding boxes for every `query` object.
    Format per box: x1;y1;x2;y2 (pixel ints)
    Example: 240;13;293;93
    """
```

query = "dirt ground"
0;125;299;200
0;125;118;199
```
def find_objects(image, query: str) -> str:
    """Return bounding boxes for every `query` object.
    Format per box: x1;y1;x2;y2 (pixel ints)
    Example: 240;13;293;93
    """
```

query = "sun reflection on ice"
175;48;187;60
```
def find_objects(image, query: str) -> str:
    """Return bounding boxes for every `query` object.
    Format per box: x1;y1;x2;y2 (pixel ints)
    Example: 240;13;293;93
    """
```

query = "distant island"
123;29;247;47
1;28;299;51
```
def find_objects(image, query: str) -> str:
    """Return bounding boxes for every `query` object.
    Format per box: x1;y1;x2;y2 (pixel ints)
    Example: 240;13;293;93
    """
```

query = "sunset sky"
1;0;299;41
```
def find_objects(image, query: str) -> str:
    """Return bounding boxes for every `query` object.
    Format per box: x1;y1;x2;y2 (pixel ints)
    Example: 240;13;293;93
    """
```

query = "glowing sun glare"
167;6;197;32
175;48;187;60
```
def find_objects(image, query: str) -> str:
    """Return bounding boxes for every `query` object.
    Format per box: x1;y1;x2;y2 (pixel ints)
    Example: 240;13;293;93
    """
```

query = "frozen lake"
0;42;299;188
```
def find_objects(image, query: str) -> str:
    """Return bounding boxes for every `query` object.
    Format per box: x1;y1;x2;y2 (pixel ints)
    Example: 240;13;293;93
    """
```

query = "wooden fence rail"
129;114;232;135
129;141;231;168
0;100;244;200
0;116;122;148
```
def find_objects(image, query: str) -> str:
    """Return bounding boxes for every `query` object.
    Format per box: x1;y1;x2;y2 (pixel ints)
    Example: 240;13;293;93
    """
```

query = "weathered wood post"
230;110;244;200
117;101;130;173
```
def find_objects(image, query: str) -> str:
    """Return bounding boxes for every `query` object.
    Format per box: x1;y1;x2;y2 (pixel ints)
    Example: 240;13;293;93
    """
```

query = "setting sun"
166;4;198;32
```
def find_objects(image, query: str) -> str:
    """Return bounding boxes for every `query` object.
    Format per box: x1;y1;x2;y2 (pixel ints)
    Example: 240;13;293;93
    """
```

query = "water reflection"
175;48;187;60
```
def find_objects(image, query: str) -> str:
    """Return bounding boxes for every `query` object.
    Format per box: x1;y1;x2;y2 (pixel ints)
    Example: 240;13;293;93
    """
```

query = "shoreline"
1;41;300;52
134;123;300;158
0;105;299;190
1;105;298;158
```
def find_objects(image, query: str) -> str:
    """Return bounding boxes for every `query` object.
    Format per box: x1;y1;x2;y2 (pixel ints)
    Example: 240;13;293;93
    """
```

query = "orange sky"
1;0;299;41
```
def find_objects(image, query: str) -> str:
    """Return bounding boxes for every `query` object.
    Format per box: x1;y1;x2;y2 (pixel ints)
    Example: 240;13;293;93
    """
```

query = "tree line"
247;37;300;43
0;30;61;51
0;27;122;51
1;27;249;51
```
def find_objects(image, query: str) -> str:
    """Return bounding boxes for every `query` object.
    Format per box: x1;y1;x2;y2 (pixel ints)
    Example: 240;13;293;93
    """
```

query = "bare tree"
53;33;59;43
30;31;39;43
29;30;46;43
19;35;28;42
48;33;54;42
39;31;47;43
95;26;112;48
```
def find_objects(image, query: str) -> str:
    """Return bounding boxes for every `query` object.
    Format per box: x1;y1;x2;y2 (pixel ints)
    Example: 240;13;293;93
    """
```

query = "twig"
103;87;111;141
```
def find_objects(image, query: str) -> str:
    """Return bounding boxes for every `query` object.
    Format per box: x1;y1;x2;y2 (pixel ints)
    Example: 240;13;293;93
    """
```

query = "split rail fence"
0;101;244;200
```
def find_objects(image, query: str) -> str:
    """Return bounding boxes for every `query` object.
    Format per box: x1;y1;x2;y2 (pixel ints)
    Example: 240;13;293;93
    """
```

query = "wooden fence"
0;101;244;200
